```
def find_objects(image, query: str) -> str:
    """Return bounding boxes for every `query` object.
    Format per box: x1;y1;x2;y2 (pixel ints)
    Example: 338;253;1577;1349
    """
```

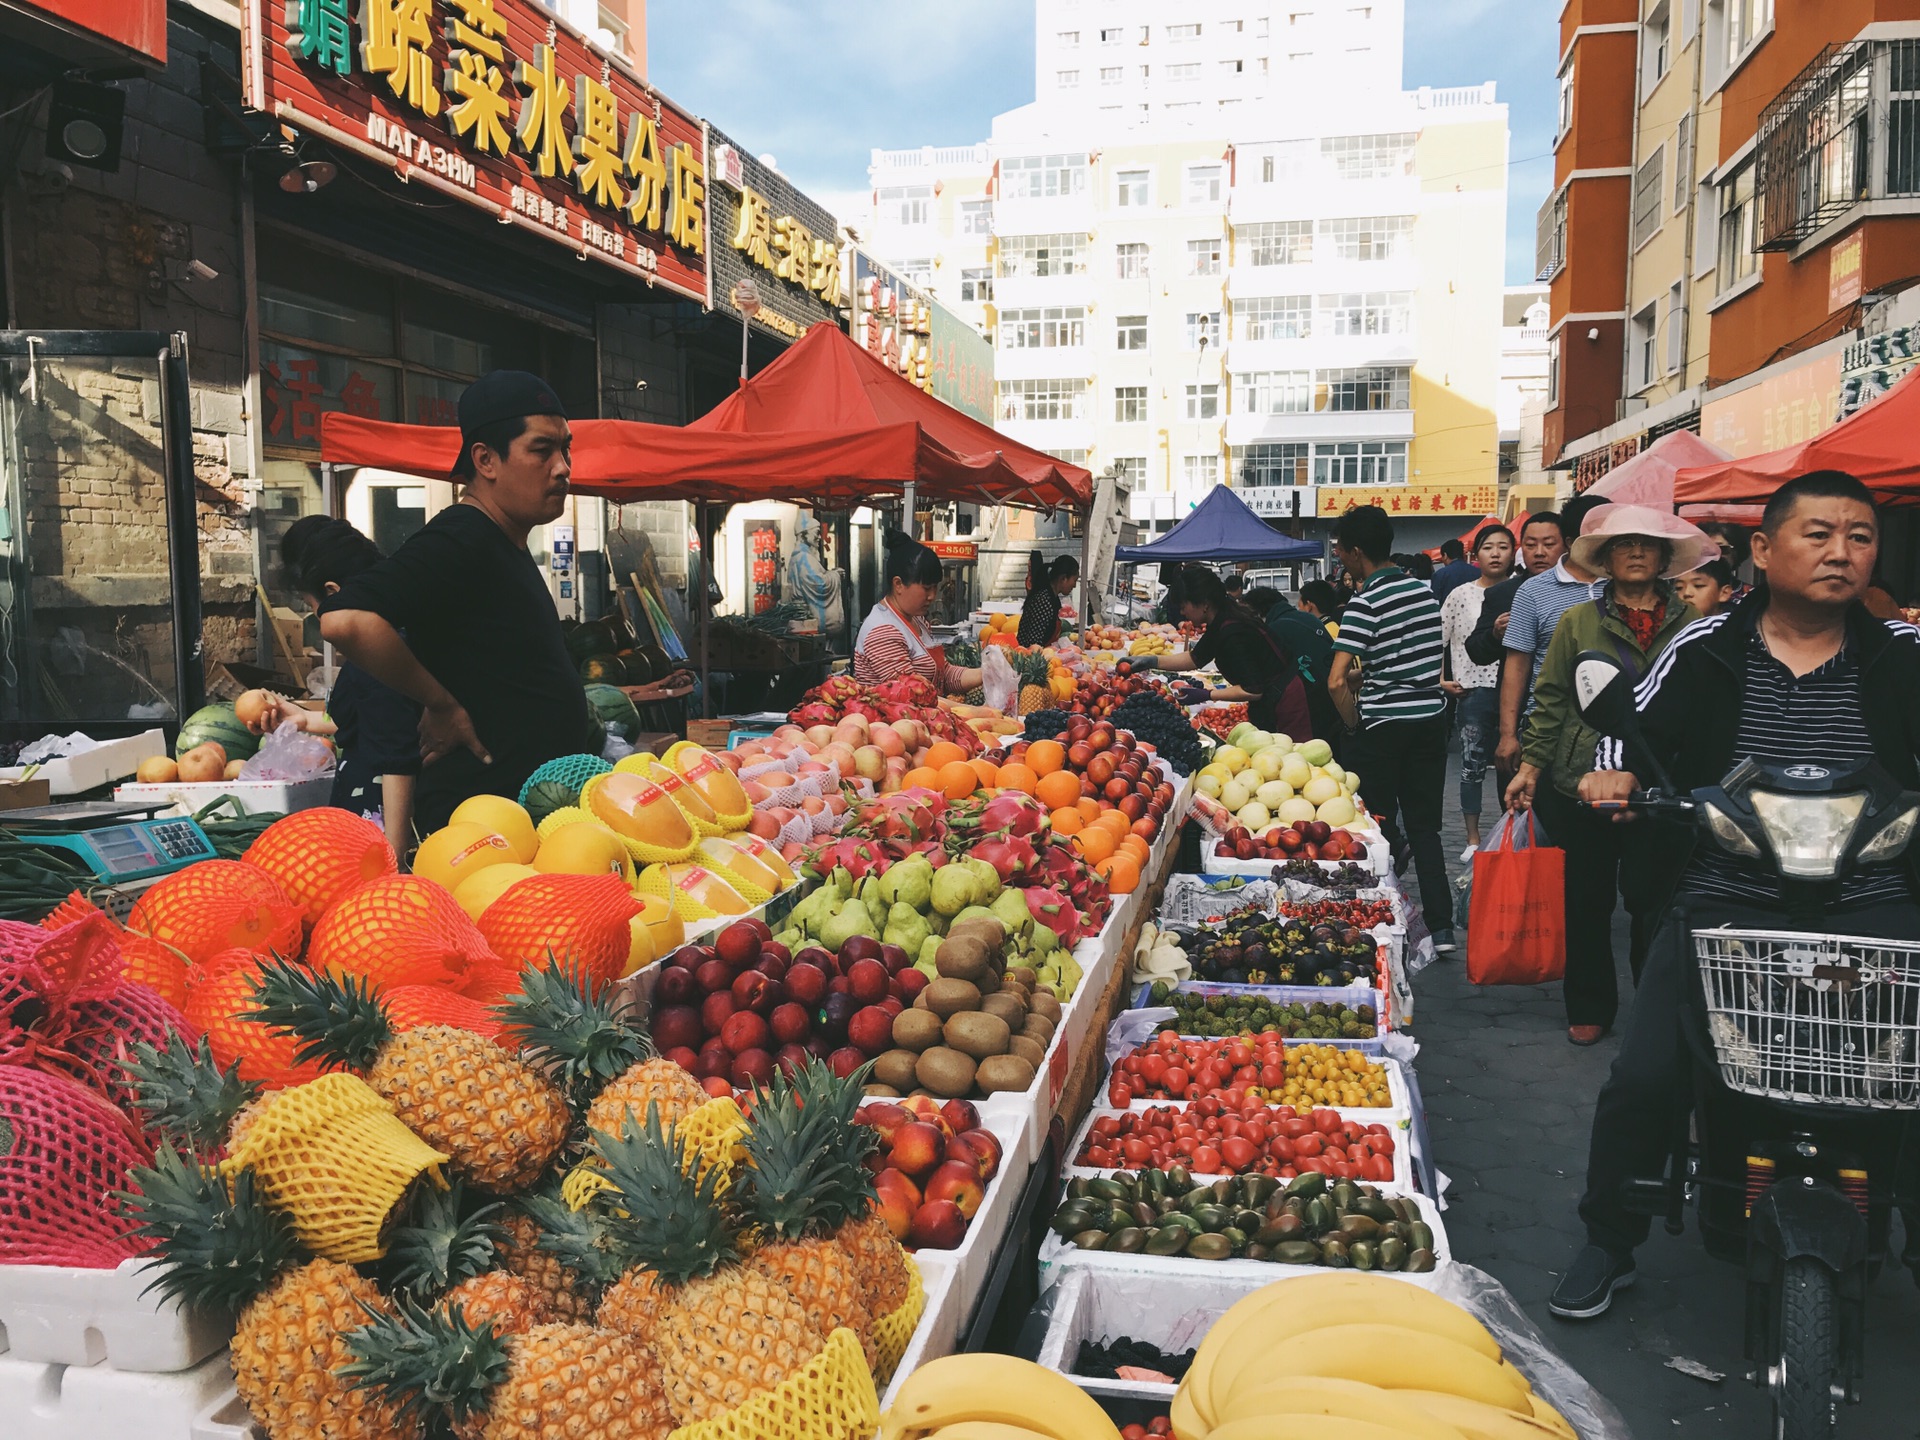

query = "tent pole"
1079;507;1093;631
697;497;711;721
903;481;917;538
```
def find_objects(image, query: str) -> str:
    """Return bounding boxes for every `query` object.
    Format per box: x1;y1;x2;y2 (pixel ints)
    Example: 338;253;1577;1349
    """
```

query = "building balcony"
995;415;1096;453
993;194;1097;236
989;272;1098;311
1228;175;1420;226
1225;333;1417;370
1224;409;1414;447
994;344;1092;382
869;143;991;178
1227;257;1418;298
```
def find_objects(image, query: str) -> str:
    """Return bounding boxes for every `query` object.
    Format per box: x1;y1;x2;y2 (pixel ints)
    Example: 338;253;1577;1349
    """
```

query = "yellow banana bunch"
880;1353;1123;1440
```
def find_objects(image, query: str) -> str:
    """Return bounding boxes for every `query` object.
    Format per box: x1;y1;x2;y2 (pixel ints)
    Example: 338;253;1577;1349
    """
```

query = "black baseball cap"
452;370;567;479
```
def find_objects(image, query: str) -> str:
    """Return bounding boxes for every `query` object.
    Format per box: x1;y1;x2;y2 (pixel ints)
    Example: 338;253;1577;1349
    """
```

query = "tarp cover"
1114;485;1322;563
1589;430;1731;509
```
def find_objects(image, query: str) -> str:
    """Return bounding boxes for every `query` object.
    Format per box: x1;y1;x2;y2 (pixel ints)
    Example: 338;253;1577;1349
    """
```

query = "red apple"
827;975;851;998
898;1095;953;1137
878;942;911;974
873;1170;921;1240
951;1127;1002;1181
756;953;790;984
775;1042;811;1077
654;965;699;1005
846;958;889;1005
879;996;903;1020
668;943;713;971
923;1159;986;1220
699;991;737;1035
714;921;761;970
793;945;836;973
662;1045;699;1073
784;962;829;1007
938;1098;980;1134
895;969;930;1002
847;1005;895;1056
730;1048;775;1088
858;1101;910;1146
839;934;884;968
720;1010;770;1055
694;958;734;995
737;917;773;945
907;1199;969;1249
694;1043;731;1080
769;1002;812;1046
889;1121;947;1180
700;1074;735;1098
827;1045;867;1080
758;940;792;971
651;1004;705;1054
731;969;780;1015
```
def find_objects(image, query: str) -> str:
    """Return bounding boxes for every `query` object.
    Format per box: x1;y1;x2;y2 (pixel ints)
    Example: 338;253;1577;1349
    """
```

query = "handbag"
1467;810;1566;986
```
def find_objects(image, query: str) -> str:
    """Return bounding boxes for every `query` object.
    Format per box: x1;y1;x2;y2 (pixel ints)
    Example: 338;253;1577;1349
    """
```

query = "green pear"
930;865;978;917
990;887;1035;941
961;857;1002;904
820;897;878;951
883;902;930;956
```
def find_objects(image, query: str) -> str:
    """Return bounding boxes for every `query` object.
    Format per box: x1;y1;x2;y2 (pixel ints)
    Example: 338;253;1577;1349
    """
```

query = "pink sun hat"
1570;502;1723;580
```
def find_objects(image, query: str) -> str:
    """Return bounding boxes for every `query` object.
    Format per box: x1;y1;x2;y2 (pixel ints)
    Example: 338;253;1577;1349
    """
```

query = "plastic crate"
0;1259;228;1372
876;1252;961;1412
898;1105;1033;1306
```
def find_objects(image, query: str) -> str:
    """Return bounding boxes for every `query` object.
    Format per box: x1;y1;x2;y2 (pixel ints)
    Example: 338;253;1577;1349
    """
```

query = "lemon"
450;794;538;863
534;819;635;883
452;862;539;923
413;822;521;893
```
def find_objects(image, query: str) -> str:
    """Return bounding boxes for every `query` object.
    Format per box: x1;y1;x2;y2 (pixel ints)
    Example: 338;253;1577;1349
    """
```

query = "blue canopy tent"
1115;484;1324;563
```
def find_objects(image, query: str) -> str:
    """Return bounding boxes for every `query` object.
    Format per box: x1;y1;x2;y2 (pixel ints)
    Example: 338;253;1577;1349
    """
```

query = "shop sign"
1829;231;1865;313
1572;436;1642;493
16;1;165;62
1235;486;1314;519
1700;350;1843;457
852;250;933;392
1315;483;1497;519
245;0;709;302
707;134;840;342
713;144;840;308
1837;324;1920;419
927;540;977;562
927;299;994;424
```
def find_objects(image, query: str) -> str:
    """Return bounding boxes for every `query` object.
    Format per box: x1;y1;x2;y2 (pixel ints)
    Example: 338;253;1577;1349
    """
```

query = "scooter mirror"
1572;650;1633;736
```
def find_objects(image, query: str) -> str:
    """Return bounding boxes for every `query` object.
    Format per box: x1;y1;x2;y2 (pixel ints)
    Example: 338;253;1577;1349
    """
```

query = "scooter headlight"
1702;801;1762;858
1749;789;1867;879
1856;804;1920;865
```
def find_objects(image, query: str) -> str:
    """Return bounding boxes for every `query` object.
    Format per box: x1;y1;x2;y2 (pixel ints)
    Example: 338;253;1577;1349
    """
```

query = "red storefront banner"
13;1;166;63
242;0;709;303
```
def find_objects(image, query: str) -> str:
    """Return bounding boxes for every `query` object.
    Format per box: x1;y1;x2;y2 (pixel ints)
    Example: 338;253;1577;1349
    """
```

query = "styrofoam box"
0;1347;236;1440
1037;1189;1451;1294
877;1251;961;1413
0;1259;227;1372
1128;979;1388;1038
1061;1102;1414;1193
0;730;166;797
113;777;335;817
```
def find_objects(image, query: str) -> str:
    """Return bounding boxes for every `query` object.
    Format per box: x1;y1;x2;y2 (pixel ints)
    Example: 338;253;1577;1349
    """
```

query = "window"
1321;133;1415;180
1112;456;1147;487
1185;383;1221;419
959;199;992;235
1168;22;1201;40
997;233;1087;277
1536;186;1567;280
1632;147;1664;248
1165;101;1201;112
1726;0;1771;66
1185;311;1222;348
1892;40;1920;196
1116;168;1150;206
1673;113;1692;212
878;186;931;225
1645;2;1670;90
1320;366;1410;411
1057;29;1080;44
1099;26;1122;43
1139;25;1150;42
1321;291;1411;336
1349;4;1371;17
959;268;992;303
1057;69;1080;87
1667;281;1686;374
1168;62;1202;81
1115;242;1150;279
1547;334;1560;406
1187;236;1223;275
1186;164;1224;204
1100;65;1124;84
1001;153;1088;199
1183;454;1221;488
1256;15;1270;37
1221;59;1244;74
1226;19;1244;32
1115;314;1148;350
999;307;1087;348
1556;63;1574;139
1045;449;1090;467
1320;214;1413;261
1238;295;1312;340
1114;385;1148;422
1716;160;1758;293
1000;378;1088;421
1313;441;1407;484
1235;442;1310;486
1262;154;1275;183
1234;370;1312;414
1631;302;1658;390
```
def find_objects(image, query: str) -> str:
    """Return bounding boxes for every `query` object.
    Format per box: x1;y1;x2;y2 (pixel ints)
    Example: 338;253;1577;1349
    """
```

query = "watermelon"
584;683;640;741
522;779;580;825
565;621;617;665
579;654;625;684
175;702;259;761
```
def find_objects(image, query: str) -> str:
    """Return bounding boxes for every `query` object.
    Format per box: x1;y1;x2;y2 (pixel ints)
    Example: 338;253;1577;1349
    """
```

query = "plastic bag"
981;644;1018;714
1454;808;1551;929
1467;810;1565;985
240;719;337;782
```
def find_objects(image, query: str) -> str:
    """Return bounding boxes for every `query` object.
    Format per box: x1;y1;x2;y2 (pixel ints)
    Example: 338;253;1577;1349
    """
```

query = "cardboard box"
686;719;732;749
0;779;51;811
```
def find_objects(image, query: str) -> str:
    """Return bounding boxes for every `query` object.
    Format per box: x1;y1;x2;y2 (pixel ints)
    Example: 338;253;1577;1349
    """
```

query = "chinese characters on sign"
1839;324;1920;420
1701;351;1843;458
1314;484;1498;518
1828;231;1865;314
729;182;841;306
258;0;708;301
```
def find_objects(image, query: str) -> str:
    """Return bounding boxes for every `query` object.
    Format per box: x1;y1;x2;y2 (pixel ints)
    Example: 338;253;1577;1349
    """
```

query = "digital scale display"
0;806;219;882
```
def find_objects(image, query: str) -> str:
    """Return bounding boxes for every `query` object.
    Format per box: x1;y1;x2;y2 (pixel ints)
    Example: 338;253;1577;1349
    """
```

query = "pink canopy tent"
1588;430;1732;509
1423;515;1504;559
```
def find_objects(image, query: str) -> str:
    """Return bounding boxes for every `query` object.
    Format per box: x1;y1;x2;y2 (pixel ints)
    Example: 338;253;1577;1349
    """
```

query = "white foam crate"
1034;1265;1227;1409
114;777;335;816
1037;1190;1451;1293
0;1347;235;1440
0;1259;228;1372
903;1104;1034;1307
1062;1102;1414;1193
0;730;166;797
877;1252;961;1412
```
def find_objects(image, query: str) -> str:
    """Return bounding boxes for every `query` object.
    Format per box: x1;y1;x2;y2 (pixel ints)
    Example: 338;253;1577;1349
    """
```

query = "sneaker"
1549;1245;1636;1319
1430;929;1457;954
1567;1025;1607;1046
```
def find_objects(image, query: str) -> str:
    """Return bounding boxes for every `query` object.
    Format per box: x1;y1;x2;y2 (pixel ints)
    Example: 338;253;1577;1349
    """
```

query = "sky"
648;0;1558;286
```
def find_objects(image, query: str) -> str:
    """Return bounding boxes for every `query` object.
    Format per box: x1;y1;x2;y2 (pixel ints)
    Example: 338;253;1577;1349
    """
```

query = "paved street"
1417;759;1920;1437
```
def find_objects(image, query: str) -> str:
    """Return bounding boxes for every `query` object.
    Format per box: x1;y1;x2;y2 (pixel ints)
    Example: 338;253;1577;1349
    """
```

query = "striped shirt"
1333;565;1446;727
1504;560;1605;709
853;602;951;690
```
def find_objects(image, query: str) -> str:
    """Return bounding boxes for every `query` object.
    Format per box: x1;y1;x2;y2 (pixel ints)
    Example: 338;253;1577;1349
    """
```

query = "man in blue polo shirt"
1493;494;1607;778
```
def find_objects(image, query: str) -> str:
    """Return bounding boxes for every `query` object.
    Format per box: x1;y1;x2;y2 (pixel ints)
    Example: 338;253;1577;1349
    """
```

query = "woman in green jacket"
1504;503;1719;1044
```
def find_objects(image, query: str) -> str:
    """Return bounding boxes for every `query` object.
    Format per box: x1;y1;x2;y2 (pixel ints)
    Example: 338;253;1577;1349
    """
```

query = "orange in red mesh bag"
185;949;336;1090
129;860;303;965
476;871;640;996
0;1064;152;1268
383;984;508;1042
36;891;190;1011
243;807;398;932
307;873;498;993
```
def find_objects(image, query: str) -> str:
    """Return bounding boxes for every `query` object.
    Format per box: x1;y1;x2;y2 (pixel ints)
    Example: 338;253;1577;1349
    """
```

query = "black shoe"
1430;929;1457;954
1549;1245;1636;1319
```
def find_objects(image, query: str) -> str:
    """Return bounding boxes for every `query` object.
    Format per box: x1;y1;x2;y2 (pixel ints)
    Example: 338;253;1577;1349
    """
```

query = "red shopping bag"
1467;811;1565;985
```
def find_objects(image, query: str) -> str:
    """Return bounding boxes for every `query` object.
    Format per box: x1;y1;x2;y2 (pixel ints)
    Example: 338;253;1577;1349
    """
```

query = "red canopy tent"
1422;515;1504;559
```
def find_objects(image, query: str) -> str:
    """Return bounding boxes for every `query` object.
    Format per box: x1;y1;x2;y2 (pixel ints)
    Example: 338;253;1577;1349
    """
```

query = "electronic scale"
0;801;219;882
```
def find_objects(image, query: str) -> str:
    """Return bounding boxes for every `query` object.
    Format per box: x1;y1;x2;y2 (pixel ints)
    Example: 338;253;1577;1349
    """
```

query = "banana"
1194;1274;1501;1420
1527;1396;1577;1438
921;1426;1059;1440
1211;1375;1468;1440
1394;1391;1573;1440
1169;1383;1208;1440
1499;1358;1535;1392
1248;1324;1532;1414
878;1354;1123;1440
1207;1418;1419;1440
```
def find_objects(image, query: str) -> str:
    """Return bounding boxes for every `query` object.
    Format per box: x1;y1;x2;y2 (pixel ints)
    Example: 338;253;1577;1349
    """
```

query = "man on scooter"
1551;470;1920;1319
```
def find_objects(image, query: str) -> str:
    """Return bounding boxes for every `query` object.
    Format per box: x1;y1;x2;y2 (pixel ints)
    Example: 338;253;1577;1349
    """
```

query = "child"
1675;557;1737;618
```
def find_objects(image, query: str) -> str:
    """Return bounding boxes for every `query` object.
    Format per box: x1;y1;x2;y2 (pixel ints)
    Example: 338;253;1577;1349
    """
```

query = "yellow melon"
588;770;697;851
412;822;520;894
733;832;797;886
662;863;751;915
533;821;636;883
624;914;657;976
452;861;540;923
635;892;684;953
697;836;781;896
665;743;751;818
635;757;718;824
449;795;538;863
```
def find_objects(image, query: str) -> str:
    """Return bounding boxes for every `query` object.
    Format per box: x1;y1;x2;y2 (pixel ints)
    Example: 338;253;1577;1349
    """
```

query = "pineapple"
791;1060;913;1317
121;1145;417;1440
582;1056;709;1144
384;1183;550;1339
737;1060;880;1367
591;1105;827;1425
248;957;570;1193
340;1302;672;1440
493;961;667;1134
497;1184;632;1325
119;1033;261;1157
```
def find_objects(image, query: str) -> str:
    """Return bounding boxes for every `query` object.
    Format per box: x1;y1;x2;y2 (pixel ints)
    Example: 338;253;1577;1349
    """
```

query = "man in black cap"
320;370;592;834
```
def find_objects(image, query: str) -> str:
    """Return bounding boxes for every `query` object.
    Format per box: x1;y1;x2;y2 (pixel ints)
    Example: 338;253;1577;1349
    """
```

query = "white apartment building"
864;0;1508;547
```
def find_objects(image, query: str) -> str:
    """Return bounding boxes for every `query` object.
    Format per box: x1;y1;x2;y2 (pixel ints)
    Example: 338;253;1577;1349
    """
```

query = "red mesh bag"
307;874;499;993
0;1064;152;1267
476;872;639;996
39;889;104;931
243;808;398;932
458;958;528;1007
129;861;304;965
384;984;508;1042
0;914;127;1074
118;932;190;1013
185;950;336;1091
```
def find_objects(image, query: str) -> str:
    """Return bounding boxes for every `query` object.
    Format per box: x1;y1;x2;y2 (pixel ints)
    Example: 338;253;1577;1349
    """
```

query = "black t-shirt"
327;660;420;822
323;504;591;829
1194;615;1293;730
1018;584;1063;646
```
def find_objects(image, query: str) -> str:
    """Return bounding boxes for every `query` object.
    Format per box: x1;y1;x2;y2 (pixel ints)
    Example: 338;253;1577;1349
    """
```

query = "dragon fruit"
977;792;1046;839
1023;885;1081;946
969;835;1039;883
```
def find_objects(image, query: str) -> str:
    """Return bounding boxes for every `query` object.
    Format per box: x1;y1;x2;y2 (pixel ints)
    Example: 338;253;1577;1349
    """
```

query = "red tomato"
1312;1109;1343;1136
1362;1154;1395;1182
1219;1115;1243;1139
1121;1137;1151;1164
1164;1067;1190;1097
1242;1120;1269;1144
1138;1054;1168;1086
1192;1145;1222;1173
1294;1133;1323;1157
1280;1117;1312;1140
1220;1136;1258;1170
1267;1136;1296;1162
1092;1115;1121;1138
1368;1132;1395;1155
1259;1063;1286;1088
1107;1083;1132;1107
1225;1042;1253;1068
1330;1160;1356;1179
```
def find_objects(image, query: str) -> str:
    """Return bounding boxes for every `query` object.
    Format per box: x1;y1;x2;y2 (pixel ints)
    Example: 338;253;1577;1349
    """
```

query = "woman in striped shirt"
853;529;984;694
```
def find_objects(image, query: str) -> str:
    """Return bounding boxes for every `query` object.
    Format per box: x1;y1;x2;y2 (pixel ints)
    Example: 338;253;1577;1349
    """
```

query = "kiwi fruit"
892;1009;945;1052
1021;1013;1056;1044
935;936;992;982
915;1046;977;1098
979;992;1027;1027
943;1010;1012;1060
1007;966;1041;990
873;1049;921;1091
862;1082;902;1098
1030;991;1063;1023
925;977;983;1017
948;916;1006;950
975;1054;1036;1094
1008;1034;1046;1068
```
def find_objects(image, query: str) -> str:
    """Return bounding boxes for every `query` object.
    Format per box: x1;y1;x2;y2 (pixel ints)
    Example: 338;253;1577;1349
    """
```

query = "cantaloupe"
412;822;521;894
697;836;781;896
587;770;696;853
624;914;656;976
664;743;751;820
624;755;718;825
533;820;634;883
452;861;540;923
634;892;683;953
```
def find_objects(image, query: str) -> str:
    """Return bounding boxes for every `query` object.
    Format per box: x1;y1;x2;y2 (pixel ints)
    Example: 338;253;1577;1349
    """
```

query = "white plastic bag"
982;645;1019;714
240;719;336;782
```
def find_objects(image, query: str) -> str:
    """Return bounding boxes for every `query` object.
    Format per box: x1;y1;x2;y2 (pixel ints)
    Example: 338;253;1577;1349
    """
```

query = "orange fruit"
1049;807;1085;836
1075;827;1117;865
903;766;942;792
1035;769;1082;812
1120;834;1152;864
969;757;1000;789
996;762;1039;796
937;760;981;801
1027;740;1066;776
1096;810;1132;839
1075;797;1103;824
1097;854;1141;894
924;740;968;771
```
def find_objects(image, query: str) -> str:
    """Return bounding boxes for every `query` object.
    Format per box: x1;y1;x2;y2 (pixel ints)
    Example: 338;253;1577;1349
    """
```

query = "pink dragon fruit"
969;835;1039;883
1023;885;1081;946
978;792;1046;839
